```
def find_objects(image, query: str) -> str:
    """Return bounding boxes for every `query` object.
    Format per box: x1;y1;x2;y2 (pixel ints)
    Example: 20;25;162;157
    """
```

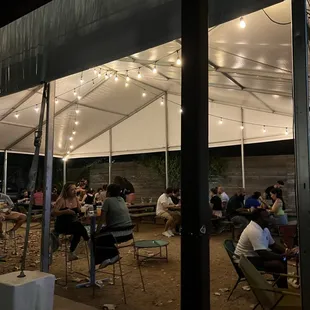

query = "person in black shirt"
210;188;222;218
114;176;136;204
171;188;180;205
226;188;249;236
265;180;284;201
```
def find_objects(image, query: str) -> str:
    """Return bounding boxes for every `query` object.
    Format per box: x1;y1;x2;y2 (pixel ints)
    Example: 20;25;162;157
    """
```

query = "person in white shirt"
234;208;296;288
156;188;181;237
217;186;229;210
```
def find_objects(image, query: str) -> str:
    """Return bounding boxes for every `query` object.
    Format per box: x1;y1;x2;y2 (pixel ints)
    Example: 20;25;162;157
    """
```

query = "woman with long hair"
270;188;288;225
53;182;90;261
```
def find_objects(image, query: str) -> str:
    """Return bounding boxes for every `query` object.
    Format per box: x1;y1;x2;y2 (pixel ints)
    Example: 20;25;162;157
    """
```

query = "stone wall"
67;154;296;214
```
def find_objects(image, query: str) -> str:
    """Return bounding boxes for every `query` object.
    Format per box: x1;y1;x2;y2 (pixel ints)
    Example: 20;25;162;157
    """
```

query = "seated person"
226;188;249;235
234;208;295;288
95;188;103;204
53;183;90;261
114;176;136;204
210;188;222;218
269;188;288;225
217;186;229;211
18;190;30;203
171;188;180;205
265;180;284;201
82;188;95;206
245;192;262;209
0;193;26;239
156;188;181;238
96;184;133;268
32;188;44;209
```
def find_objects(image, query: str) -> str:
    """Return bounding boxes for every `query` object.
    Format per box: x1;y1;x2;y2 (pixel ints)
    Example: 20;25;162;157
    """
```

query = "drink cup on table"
97;206;102;216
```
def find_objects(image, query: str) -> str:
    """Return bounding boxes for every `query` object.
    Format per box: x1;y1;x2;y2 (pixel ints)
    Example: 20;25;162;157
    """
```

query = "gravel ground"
0;223;259;309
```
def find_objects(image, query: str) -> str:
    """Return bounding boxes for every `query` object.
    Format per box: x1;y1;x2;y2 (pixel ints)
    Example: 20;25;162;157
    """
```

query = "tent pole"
291;0;310;308
63;160;67;185
108;129;112;184
3;150;8;195
181;0;209;309
164;92;169;188
41;81;55;272
241;108;245;189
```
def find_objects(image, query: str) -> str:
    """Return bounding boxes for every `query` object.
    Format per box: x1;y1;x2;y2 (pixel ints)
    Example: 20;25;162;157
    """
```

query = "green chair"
239;255;301;310
224;239;246;300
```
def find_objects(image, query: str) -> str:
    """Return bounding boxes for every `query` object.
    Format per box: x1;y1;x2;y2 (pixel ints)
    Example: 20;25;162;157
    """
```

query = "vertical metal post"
181;0;209;309
241;108;245;189
63;159;67;185
291;0;310;308
3;150;8;195
41;81;55;272
164;92;169;188
108;129;112;184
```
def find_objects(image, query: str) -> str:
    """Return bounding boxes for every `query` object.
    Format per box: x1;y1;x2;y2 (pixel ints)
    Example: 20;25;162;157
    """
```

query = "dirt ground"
0;223;259;310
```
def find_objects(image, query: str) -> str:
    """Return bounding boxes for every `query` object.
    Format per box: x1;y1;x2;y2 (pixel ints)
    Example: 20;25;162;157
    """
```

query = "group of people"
209;180;288;234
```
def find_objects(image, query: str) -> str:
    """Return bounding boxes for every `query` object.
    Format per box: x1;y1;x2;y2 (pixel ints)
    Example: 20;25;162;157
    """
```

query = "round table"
134;240;169;264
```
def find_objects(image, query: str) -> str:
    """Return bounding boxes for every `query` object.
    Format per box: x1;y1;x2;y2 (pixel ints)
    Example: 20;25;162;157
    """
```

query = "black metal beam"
181;0;210;309
291;0;310;308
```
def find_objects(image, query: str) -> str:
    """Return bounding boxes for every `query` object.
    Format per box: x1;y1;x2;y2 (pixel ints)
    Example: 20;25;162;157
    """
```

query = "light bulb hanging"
285;127;289;135
105;72;109;80
240;17;246;28
75;121;79;125
114;74;119;82
109;72;113;78
69;136;73;141
126;71;130;82
142;90;146;97
125;82;129;87
179;108;183;113
69;145;73;149
153;65;157;74
67;151;70;155
263;125;266;133
72;131;76;135
15;112;19;119
219;118;223;125
138;68;142;79
75;107;80;114
240;125;244;130
73;89;77;96
80;74;84;84
35;105;39;113
176;51;182;66
160;98;164;106
55;98;59;104
77;95;82;100
98;69;102;78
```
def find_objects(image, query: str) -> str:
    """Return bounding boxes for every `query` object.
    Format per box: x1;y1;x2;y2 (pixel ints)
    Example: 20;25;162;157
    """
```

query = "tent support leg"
164;92;169;188
109;129;112;184
181;0;210;309
3;150;8;195
63;160;67;185
291;0;310;308
241;108;245;189
41;81;55;273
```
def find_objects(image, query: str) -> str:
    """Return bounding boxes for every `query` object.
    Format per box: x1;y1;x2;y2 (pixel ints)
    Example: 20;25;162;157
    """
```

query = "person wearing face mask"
226;188;249;234
234;208;295;288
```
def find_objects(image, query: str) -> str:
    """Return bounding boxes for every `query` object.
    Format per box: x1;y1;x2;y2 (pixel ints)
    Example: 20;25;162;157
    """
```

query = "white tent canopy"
0;1;293;159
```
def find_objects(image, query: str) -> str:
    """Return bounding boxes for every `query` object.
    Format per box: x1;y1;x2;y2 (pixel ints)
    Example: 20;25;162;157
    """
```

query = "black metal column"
181;0;209;309
291;0;310;308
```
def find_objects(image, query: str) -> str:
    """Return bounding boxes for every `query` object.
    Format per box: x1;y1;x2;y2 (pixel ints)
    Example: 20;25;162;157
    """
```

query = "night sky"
0;0;52;28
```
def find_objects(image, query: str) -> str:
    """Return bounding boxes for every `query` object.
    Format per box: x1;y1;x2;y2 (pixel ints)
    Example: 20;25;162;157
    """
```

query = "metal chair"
3;221;17;255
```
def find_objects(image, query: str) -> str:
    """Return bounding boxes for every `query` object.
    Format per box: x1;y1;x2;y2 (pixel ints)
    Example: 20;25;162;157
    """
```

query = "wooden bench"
130;212;156;232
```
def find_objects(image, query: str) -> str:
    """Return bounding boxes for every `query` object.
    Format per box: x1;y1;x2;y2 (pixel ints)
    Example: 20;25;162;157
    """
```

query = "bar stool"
56;233;90;286
3;221;17;255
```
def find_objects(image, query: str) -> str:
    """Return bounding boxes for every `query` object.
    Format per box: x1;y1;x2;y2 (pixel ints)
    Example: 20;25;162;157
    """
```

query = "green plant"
140;152;225;188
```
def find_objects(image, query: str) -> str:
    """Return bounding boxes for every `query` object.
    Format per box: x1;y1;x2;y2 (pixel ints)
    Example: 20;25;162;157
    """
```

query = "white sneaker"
162;231;171;238
167;230;175;237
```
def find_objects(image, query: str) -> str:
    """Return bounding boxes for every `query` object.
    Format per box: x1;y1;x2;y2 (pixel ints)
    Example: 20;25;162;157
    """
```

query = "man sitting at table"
226;188;249;235
0;193;26;239
217;186;229;211
245;192;262;209
234;208;296;288
156;188;181;238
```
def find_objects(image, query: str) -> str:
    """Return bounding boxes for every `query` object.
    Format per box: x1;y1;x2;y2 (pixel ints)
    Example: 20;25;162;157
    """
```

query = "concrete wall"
67;154;296;214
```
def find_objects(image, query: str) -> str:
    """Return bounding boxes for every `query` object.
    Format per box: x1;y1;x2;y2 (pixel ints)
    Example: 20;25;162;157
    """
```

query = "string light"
142;90;146;97
98;69;102;78
263;125;266;133
285;127;289;135
114;74;119;82
67;151;70;155
73;89;77;96
176;51;182;66
34;105;39;113
126;71;130;82
240;17;246;28
92;79;95;85
58;143;62;148
77;95;82;100
105;72;109;80
75;106;80;114
138;69;142;79
55;98;59;104
109;72;113;78
179;108;183;113
72;131;76;135
69;136;73;141
80;74;84;84
75;121;79;125
15;112;19;119
219;118;223;125
69;145;74;149
153;65;157;74
240;125;244;130
160;98;164;106
94;68;97;75
125;82;129;87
